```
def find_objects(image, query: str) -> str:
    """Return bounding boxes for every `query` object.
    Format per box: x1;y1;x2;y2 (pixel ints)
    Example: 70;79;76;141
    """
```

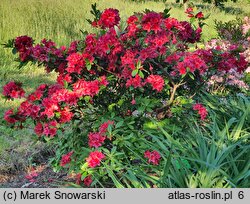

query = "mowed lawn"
0;0;250;174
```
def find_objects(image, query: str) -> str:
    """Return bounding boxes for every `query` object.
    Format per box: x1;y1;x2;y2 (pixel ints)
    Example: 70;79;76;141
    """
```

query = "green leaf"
104;164;124;188
85;59;92;71
132;69;138;77
138;70;144;78
108;103;116;111
116;121;124;128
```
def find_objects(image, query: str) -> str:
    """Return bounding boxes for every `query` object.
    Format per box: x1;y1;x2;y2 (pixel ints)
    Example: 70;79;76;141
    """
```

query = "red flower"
127;15;138;25
185;7;194;17
146;75;165;92
60;151;73;167
99;120;114;134
43;121;58;137
66;53;85;74
164;17;181;30
75;173;82;185
193;103;208;120
34;123;43;136
2;81;25;99
88;132;106;148
91;21;98;27
73;79;100;97
185;7;193;14
59;107;73;124
86;151;105;168
98;8;120;29
142;12;162;33
178;21;201;43
15;35;33;51
99;76;109;87
84;175;93;187
14;36;33;61
126;75;143;88
41;98;59;118
144;150;161;165
4;109;18;124
131;99;136;105
195;12;204;19
176;53;207;75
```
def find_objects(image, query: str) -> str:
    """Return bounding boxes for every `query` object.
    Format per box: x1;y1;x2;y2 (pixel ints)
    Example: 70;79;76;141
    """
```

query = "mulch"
0;164;75;188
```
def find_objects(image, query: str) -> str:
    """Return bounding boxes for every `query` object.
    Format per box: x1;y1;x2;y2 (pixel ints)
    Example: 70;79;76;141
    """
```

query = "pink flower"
86;151;105;168
144;150;161;165
60;151;73;167
146;75;165;92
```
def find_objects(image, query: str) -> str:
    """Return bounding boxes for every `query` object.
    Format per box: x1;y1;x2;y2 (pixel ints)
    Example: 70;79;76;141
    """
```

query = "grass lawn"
0;0;249;186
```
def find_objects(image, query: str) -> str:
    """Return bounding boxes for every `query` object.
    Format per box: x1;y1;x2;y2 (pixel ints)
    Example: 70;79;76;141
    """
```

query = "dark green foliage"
215;18;248;42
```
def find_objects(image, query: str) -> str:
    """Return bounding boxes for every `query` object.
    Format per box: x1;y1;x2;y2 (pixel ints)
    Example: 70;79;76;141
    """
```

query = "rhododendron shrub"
2;5;249;187
207;17;250;94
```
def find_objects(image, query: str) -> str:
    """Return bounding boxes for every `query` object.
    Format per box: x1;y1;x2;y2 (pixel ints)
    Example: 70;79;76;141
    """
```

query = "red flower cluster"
195;12;204;19
60;151;73;167
73;79;101;97
126;75;143;88
4;109;18;124
142;12;162;33
98;8;120;29
75;174;92;187
185;7;204;19
2;81;25;99
146;74;165;92
178;21;202;43
185;7;194;17
83;175;93;187
14;35;33;61
193;103;208;120
88;132;106;148
88;121;114;148
176;53;207;75
99;120;114;134
144;150;161;165
86;151;105;168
